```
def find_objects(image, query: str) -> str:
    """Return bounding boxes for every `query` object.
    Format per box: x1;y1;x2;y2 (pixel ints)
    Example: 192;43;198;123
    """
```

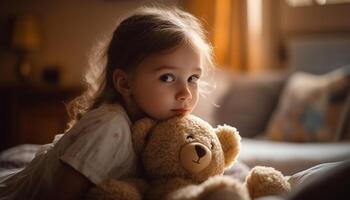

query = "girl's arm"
47;161;93;200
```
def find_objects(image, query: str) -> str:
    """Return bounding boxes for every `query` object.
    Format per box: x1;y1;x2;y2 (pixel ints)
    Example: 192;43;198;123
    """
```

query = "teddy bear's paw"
168;176;249;200
86;179;143;200
199;176;250;200
246;166;291;199
168;185;203;200
201;187;249;200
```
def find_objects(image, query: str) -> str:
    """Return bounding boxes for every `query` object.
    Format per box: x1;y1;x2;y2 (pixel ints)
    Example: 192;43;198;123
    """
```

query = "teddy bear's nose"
180;142;212;173
195;144;206;158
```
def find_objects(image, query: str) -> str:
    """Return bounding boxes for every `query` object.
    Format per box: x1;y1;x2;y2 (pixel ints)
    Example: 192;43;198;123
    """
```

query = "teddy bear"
86;115;290;200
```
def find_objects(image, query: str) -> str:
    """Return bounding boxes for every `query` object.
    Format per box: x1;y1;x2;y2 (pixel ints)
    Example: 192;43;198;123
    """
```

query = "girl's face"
130;43;202;121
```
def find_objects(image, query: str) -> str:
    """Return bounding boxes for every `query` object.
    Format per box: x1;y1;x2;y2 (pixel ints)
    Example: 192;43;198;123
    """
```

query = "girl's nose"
176;84;192;101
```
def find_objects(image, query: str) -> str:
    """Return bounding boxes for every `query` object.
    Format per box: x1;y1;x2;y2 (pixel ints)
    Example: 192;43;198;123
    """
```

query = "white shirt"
0;103;138;199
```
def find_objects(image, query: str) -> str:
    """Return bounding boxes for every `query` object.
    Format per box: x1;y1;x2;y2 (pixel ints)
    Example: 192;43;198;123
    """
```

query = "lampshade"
12;15;42;52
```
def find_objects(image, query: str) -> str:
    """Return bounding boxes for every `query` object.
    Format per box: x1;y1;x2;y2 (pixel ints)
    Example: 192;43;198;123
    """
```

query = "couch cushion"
266;67;350;142
214;72;287;138
239;138;350;176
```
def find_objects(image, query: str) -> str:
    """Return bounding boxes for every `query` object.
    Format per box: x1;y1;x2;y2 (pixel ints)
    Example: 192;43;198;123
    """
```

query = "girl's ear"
113;69;132;97
132;118;157;154
215;125;241;168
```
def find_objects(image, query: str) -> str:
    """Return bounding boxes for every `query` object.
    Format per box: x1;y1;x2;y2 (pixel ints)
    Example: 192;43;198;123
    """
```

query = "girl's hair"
66;6;215;129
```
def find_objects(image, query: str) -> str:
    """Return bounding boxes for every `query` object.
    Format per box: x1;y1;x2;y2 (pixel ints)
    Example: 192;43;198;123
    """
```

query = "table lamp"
12;15;42;82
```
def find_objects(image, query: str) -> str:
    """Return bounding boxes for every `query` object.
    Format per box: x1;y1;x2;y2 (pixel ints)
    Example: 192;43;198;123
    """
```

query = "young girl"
0;5;214;200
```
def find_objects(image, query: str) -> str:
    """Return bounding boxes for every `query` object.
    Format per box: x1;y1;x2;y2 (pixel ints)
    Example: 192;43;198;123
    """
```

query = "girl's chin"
145;113;188;121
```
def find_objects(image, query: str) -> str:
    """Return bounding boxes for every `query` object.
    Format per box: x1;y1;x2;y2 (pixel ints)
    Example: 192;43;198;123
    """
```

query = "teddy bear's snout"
180;142;212;174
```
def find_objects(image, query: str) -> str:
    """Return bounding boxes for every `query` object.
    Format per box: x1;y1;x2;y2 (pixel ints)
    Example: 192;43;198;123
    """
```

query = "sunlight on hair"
198;79;220;108
86;38;108;93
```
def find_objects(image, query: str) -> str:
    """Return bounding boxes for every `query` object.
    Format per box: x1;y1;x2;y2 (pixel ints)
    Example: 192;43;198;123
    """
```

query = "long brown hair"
66;6;215;130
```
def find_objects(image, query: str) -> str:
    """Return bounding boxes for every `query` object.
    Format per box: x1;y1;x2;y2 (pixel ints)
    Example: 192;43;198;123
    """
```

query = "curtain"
180;0;247;72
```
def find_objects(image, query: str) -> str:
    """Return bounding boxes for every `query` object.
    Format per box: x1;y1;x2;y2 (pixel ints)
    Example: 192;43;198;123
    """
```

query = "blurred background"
0;0;350;175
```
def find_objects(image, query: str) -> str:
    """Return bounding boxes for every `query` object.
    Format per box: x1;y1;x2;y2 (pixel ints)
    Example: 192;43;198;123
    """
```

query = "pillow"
266;67;350;142
215;72;287;138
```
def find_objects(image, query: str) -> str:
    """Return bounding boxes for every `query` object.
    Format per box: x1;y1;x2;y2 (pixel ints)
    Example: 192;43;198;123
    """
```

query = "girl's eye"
159;74;175;82
188;75;199;84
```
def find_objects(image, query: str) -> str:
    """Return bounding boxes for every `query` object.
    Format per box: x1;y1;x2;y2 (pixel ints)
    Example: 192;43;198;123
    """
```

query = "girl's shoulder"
66;103;131;137
59;103;132;147
82;103;131;125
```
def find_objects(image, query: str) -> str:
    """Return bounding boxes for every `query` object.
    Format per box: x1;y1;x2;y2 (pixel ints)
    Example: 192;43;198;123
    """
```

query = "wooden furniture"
0;85;81;151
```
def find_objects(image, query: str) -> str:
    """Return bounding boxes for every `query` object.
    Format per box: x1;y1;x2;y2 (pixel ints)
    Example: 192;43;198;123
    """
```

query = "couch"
193;67;350;176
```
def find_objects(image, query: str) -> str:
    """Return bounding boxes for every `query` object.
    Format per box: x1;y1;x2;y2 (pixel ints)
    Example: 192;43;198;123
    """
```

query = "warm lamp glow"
12;15;41;52
12;15;42;81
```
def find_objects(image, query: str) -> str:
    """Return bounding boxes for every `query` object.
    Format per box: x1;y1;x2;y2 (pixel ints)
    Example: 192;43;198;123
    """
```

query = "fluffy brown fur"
87;115;290;200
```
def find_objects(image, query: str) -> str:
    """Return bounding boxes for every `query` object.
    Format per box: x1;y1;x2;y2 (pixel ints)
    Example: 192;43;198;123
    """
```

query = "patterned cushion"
266;67;350;142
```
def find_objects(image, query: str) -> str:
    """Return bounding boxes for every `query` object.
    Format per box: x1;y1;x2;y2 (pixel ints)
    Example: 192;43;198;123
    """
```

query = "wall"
256;0;350;70
279;1;350;36
276;1;350;68
0;0;178;88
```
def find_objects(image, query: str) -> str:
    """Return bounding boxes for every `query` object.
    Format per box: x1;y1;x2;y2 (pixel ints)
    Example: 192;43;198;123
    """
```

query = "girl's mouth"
171;108;190;115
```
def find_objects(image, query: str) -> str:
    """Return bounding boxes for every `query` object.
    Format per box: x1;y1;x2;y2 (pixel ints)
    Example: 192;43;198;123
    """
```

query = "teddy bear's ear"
215;125;241;168
132;118;157;154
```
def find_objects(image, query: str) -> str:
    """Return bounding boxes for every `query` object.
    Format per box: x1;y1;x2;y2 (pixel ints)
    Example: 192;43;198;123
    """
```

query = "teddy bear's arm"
168;175;249;200
245;166;291;199
145;178;194;200
86;178;148;200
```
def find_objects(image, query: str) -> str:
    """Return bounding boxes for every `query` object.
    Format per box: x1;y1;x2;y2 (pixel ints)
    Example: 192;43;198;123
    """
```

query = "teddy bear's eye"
186;135;194;140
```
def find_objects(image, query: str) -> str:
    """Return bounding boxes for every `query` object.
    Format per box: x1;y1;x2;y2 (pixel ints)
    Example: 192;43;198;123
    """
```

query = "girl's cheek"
192;88;199;97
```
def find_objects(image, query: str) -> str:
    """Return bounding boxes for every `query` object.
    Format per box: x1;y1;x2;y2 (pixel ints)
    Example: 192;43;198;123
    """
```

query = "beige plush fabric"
131;115;244;200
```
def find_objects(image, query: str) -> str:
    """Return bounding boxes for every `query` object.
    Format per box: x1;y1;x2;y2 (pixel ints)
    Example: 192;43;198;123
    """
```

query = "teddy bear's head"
132;115;241;183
